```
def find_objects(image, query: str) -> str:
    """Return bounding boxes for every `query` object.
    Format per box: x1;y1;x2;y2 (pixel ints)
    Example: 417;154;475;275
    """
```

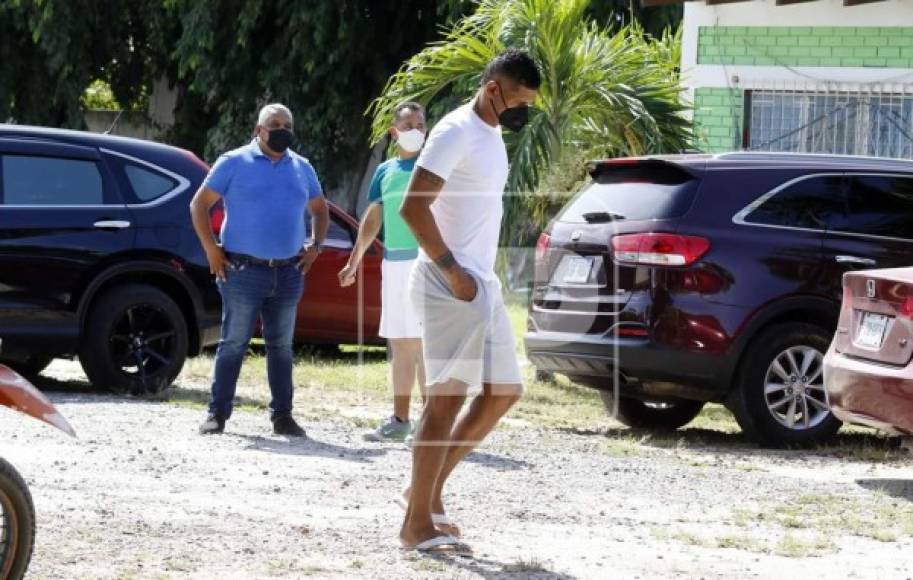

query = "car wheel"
0;353;54;378
599;390;705;431
729;323;841;447
79;284;188;395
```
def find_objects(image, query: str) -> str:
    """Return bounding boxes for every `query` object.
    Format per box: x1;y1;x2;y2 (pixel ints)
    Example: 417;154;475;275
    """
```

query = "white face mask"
395;128;425;153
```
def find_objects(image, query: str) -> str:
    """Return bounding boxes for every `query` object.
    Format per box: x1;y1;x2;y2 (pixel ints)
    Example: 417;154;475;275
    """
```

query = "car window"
559;164;699;223
743;175;845;230
829;175;913;239
1;154;104;206
124;163;177;202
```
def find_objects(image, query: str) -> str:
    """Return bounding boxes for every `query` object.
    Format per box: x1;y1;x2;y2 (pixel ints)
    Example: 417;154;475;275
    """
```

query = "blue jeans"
209;263;304;419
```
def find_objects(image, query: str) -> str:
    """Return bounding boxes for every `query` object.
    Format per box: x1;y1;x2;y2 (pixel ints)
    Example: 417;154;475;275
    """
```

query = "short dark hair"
393;101;425;121
482;49;541;89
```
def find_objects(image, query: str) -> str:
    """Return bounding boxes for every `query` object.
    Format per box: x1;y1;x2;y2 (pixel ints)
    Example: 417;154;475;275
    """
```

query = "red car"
825;267;913;435
210;201;383;345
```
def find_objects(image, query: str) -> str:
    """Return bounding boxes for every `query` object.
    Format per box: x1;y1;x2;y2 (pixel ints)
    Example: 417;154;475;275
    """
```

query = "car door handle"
93;220;131;229
835;255;877;266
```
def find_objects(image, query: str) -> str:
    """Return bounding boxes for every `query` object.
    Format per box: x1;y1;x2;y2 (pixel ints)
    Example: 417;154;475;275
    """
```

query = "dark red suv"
525;153;913;446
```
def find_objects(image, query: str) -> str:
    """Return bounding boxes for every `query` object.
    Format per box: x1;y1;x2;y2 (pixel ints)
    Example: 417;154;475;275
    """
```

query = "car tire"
0;353;54;378
599;390;705;431
729;322;841;447
79;284;188;395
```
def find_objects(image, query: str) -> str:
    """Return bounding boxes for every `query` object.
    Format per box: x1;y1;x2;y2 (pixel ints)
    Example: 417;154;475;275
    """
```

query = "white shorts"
409;260;523;394
379;259;422;339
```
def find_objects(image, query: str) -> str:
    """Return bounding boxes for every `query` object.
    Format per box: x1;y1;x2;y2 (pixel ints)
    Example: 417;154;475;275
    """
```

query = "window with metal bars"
745;89;913;159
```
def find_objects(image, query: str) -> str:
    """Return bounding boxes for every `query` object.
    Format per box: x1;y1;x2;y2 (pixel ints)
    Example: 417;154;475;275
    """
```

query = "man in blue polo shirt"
189;103;328;437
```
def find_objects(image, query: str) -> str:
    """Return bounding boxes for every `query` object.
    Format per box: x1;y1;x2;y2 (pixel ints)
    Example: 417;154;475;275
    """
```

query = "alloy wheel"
108;304;177;393
763;345;830;430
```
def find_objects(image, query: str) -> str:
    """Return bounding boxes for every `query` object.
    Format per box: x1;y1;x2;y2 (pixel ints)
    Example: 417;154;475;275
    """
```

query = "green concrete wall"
698;26;913;68
693;87;743;153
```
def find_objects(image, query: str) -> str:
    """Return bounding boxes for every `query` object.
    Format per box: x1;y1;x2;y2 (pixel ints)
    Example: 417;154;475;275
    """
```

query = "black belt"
226;252;299;268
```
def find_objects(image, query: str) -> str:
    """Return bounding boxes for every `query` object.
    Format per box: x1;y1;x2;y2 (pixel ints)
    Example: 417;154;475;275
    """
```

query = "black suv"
526;153;913;446
0;125;221;393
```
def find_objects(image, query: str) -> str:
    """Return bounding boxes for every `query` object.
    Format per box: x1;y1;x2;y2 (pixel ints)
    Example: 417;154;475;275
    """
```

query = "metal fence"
746;83;913;159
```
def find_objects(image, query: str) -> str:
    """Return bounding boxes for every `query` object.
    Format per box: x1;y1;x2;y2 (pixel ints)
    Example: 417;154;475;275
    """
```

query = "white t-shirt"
415;103;508;281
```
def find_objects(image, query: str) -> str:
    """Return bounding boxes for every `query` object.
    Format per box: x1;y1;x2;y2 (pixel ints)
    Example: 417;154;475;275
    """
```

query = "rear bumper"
524;330;732;401
824;346;913;435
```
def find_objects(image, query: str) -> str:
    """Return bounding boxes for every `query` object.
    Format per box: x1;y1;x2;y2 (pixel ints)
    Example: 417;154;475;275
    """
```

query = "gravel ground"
4;361;913;579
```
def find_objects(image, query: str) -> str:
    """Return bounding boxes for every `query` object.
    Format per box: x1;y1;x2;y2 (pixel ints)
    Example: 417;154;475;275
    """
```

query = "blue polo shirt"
204;140;322;260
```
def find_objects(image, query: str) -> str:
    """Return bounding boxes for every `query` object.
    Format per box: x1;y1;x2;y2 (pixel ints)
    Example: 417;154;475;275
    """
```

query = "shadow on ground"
234;433;389;464
424;552;576;580
463;450;533;471
557;424;910;463
856;478;913;501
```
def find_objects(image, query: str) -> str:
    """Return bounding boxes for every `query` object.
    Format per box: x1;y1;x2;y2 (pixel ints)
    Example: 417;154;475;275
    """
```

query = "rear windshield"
558;176;699;223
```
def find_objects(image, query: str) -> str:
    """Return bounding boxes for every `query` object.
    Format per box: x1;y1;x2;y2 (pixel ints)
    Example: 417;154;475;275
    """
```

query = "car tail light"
611;233;710;267
616;326;649;338
900;296;913;318
535;232;551;263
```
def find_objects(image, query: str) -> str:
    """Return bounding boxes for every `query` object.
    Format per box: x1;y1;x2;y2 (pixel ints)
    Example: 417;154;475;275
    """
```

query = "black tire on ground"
599;390;705;431
79;284;188;395
728;322;841;448
0;353;54;378
0;457;36;580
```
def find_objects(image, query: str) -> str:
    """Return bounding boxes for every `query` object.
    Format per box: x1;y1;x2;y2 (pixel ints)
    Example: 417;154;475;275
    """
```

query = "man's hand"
446;266;478;302
205;245;232;282
297;245;320;274
338;263;357;287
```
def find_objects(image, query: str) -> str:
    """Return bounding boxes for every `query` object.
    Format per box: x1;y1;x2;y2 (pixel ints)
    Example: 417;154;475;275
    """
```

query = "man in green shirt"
339;101;427;442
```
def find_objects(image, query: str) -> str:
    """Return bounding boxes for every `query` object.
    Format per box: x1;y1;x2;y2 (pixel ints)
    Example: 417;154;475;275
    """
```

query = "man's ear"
253;124;263;138
388;127;398;140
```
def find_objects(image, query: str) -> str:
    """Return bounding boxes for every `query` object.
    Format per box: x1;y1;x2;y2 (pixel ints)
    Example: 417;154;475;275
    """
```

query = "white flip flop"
410;534;471;554
394;493;461;537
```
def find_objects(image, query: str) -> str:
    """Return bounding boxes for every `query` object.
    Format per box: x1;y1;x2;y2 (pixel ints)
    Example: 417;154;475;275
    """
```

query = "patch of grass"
266;560;333;576
813;431;910;463
172;303;613;430
411;557;448;573
654;526;837;558
504;557;551;573
651;527;713;548
773;533;837;558
731;492;913;544
164;301;910;468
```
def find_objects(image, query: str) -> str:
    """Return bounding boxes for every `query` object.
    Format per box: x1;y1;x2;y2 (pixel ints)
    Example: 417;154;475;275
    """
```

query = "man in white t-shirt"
398;49;541;553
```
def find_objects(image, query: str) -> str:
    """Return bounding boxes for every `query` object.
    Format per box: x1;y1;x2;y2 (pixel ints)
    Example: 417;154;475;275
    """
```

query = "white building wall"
682;0;913;99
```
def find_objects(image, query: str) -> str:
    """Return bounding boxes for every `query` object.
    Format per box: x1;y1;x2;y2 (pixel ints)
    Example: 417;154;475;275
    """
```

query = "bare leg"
431;383;521;513
399;378;467;547
401;383;521;519
389;338;422;421
415;341;428;405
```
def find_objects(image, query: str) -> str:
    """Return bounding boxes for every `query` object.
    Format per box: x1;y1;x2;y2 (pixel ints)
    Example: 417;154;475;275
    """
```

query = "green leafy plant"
367;0;693;235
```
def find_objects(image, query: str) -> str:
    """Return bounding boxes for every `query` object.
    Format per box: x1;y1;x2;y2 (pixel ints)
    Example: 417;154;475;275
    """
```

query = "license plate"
563;256;594;284
857;312;889;349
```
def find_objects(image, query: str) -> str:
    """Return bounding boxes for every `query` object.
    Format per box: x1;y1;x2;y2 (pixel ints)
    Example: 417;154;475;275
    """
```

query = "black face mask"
491;83;529;132
265;128;294;153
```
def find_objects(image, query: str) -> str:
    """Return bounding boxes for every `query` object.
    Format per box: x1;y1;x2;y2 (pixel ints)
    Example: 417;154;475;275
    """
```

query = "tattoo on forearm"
434;250;457;270
414;166;445;188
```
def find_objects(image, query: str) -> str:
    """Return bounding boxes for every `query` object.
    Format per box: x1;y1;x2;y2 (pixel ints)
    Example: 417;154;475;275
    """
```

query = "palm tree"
367;0;692;197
